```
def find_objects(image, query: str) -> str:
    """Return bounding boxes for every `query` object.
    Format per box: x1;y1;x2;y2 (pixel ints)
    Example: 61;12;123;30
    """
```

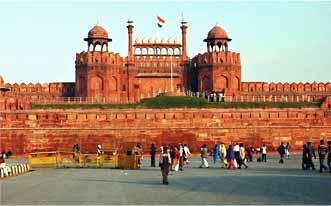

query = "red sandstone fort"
0;19;330;154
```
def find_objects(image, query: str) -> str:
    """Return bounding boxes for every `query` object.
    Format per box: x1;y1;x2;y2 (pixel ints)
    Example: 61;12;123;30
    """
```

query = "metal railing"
185;90;324;103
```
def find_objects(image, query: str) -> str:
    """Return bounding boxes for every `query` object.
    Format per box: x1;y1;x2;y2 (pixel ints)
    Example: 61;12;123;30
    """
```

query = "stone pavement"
1;155;331;205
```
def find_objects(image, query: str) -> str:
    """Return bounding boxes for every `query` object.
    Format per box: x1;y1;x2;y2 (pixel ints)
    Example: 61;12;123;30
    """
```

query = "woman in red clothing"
172;146;180;171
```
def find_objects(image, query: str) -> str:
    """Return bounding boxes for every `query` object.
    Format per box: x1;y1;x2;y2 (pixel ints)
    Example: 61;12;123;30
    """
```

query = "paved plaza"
1;155;331;205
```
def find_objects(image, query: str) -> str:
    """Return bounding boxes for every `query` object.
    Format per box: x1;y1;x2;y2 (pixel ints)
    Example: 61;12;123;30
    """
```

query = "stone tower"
192;23;241;96
75;24;124;101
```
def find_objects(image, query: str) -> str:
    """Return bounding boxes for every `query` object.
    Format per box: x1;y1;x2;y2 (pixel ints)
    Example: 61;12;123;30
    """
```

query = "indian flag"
157;16;165;28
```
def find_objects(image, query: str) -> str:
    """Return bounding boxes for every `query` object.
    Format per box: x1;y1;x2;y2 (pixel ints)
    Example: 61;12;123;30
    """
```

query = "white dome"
174;37;179;44
148;37;154;43
161;38;166;43
167;37;173;43
155;37;160;43
142;37;148;43
135;37;140;43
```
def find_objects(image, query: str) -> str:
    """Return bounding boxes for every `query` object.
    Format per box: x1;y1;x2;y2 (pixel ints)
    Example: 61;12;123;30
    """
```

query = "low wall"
1;108;331;154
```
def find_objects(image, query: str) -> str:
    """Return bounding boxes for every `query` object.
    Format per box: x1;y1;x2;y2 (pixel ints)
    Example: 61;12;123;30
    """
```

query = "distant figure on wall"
278;142;286;164
159;146;171;185
150;144;156;167
261;144;267;162
318;139;328;173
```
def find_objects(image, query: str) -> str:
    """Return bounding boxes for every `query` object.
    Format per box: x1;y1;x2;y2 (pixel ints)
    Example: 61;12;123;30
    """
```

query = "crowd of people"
302;140;331;173
156;140;331;185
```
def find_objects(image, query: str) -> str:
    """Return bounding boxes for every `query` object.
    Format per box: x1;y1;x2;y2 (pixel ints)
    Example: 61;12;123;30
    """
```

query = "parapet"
241;81;331;94
75;51;124;66
192;51;241;66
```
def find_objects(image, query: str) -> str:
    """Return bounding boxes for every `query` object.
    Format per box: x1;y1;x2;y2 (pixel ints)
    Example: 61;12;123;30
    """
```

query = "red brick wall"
1;108;330;155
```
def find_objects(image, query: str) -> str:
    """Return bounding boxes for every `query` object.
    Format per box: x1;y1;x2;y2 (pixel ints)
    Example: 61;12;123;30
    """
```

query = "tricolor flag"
157;16;165;28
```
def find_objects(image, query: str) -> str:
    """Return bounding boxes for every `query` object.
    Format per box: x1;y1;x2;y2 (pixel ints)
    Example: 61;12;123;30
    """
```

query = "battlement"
3;82;74;96
75;51;124;66
192;51;241;66
241;81;331;94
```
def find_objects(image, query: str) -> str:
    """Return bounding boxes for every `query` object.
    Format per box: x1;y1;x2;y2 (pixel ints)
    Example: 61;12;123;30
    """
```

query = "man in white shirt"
183;144;191;165
261;144;267;162
233;143;240;168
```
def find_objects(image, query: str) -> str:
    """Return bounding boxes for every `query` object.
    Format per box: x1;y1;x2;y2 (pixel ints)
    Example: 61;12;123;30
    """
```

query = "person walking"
318;139;328;173
285;142;291;159
183;144;191;165
307;142;316;170
135;144;143;168
179;144;184;171
302;144;310;170
172;146;180;171
261;144;267;162
212;144;219;164
226;145;236;169
327;141;331;173
159;146;171;185
278;142;285;164
233;142;240;167
150;144;157;167
247;146;254;162
199;144;209;168
219;143;227;168
169;145;175;171
239;143;248;169
97;144;103;167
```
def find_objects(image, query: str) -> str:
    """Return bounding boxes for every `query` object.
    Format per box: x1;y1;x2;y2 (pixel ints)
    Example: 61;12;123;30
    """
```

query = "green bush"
30;96;320;109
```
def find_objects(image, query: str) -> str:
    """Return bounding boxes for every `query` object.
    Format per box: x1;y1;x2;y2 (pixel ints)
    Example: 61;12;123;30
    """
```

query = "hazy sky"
0;1;330;84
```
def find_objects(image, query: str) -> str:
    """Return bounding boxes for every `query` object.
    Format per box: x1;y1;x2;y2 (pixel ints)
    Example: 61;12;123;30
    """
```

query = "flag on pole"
157;16;165;28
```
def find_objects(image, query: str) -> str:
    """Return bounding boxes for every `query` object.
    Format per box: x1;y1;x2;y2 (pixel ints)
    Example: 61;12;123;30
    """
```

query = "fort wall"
1;108;330;154
241;82;331;95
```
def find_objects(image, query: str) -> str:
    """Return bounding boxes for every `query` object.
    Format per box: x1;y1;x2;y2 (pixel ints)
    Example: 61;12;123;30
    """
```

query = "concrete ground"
1;155;331;205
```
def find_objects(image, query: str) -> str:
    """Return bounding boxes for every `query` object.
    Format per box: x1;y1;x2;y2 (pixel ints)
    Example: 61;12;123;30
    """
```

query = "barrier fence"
0;163;30;179
28;151;138;169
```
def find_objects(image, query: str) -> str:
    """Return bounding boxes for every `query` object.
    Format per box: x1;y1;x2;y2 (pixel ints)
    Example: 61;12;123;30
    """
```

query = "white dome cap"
174;37;179;44
142;37;148;43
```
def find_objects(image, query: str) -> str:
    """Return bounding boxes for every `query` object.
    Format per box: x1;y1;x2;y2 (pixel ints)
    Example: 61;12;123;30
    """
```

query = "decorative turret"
84;24;112;52
204;23;231;52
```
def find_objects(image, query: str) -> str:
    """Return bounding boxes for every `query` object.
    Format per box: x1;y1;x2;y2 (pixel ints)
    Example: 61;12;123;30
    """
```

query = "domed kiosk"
84;24;112;52
204;24;231;52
